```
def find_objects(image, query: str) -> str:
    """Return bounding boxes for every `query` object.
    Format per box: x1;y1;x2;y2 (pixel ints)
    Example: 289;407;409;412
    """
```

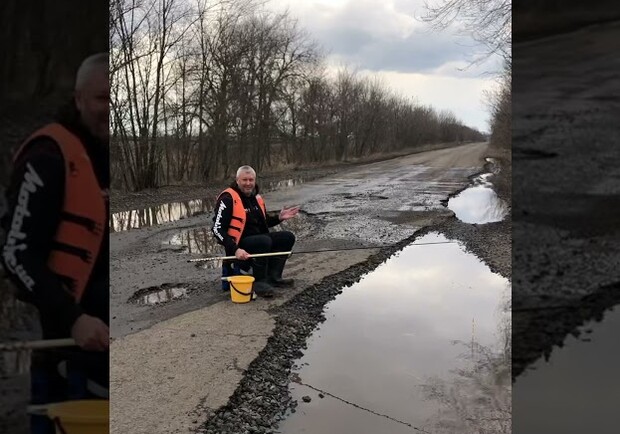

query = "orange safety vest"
216;187;266;244
15;123;106;302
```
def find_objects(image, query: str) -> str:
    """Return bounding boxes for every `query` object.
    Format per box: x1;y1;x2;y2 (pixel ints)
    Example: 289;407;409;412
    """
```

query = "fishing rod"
188;241;457;263
188;251;292;262
0;338;76;352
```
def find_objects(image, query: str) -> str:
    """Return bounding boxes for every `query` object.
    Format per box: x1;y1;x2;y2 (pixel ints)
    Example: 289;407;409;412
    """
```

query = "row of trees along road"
421;0;511;152
110;0;485;191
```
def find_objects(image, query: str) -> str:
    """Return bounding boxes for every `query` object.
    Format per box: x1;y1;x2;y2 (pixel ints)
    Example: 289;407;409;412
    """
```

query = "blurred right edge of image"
512;1;620;434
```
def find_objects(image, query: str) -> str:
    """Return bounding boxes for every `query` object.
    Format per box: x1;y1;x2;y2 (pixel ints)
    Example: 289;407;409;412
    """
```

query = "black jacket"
212;183;281;255
0;100;109;338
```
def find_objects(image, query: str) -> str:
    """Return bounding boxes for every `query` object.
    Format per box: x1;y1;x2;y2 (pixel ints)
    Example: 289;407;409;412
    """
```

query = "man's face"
75;69;110;144
236;172;256;196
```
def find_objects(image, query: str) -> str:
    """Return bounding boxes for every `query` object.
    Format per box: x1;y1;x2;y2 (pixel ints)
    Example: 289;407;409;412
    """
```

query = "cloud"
268;0;502;132
360;34;481;74
354;69;498;131
272;0;496;75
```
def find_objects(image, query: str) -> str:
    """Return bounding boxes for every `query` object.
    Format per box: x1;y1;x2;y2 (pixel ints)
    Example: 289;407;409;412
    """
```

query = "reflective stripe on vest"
216;187;266;244
16;123;106;301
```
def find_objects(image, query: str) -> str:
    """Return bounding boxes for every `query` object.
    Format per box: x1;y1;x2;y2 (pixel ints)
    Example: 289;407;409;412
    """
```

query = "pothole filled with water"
447;166;508;224
128;284;190;305
276;232;511;434
513;306;620;434
110;199;213;232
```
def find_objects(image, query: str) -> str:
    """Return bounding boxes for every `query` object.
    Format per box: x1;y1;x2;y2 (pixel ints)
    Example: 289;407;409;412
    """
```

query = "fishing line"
188;241;457;262
294;241;457;255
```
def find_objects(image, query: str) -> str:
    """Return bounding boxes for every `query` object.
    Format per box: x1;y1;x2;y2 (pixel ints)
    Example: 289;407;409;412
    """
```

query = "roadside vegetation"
110;0;485;191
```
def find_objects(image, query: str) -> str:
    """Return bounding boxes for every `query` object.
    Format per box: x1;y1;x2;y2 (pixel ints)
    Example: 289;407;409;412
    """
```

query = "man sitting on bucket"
212;165;299;298
1;53;109;434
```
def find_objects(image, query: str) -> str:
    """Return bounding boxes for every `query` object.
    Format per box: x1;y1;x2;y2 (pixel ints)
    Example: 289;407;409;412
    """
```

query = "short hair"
75;53;109;91
236;165;256;178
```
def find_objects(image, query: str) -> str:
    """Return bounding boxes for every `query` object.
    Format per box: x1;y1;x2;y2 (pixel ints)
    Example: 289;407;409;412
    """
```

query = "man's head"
236;166;257;196
74;53;110;143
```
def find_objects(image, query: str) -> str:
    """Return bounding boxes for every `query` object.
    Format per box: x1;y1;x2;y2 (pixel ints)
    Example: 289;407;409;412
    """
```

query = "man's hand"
71;314;109;351
279;205;300;221
235;248;250;260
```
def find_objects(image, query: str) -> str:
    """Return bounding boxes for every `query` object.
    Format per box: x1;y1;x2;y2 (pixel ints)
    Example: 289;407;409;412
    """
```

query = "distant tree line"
421;0;511;153
110;0;484;191
0;0;108;103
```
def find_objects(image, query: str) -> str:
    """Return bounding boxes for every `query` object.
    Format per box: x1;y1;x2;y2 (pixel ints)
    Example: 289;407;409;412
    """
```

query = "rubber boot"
268;257;294;287
251;257;274;298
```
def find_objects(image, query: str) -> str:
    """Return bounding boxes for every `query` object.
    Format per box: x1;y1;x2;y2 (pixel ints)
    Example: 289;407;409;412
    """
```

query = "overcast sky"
268;0;502;133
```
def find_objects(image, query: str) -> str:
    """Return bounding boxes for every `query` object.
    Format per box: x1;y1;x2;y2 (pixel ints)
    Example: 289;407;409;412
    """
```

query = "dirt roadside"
109;142;511;434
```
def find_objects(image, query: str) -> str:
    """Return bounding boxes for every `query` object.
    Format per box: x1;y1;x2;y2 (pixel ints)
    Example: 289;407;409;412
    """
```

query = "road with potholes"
110;142;507;433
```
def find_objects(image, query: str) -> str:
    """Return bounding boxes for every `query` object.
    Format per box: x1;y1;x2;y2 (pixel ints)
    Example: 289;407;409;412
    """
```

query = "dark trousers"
236;231;295;276
221;231;295;288
30;349;109;434
238;231;296;256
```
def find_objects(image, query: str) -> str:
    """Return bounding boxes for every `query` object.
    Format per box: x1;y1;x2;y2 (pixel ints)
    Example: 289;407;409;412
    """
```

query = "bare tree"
297;75;334;163
421;294;511;434
0;0;108;102
486;69;511;151
420;0;511;67
111;0;197;190
420;0;511;152
109;0;485;191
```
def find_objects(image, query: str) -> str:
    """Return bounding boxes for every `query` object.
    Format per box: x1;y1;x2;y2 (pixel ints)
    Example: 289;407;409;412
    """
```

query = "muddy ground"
512;20;620;378
110;141;510;434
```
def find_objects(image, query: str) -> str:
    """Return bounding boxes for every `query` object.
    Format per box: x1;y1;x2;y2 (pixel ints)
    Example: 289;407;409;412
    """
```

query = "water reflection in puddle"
166;214;316;269
1;284;38;376
166;227;223;269
513;306;620;434
277;232;510;434
448;171;508;224
264;178;306;191
111;199;213;232
133;286;189;305
111;179;306;233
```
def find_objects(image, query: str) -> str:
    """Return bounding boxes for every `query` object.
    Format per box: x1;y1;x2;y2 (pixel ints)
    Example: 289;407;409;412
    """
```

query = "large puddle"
165;227;223;269
110;199;213;232
128;284;190;305
513;306;620;434
1;283;38;402
276;232;511;433
447;160;508;224
111;178;307;232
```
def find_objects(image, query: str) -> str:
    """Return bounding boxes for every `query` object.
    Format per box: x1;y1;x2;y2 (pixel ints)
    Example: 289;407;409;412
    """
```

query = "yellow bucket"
47;400;109;434
227;275;255;303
